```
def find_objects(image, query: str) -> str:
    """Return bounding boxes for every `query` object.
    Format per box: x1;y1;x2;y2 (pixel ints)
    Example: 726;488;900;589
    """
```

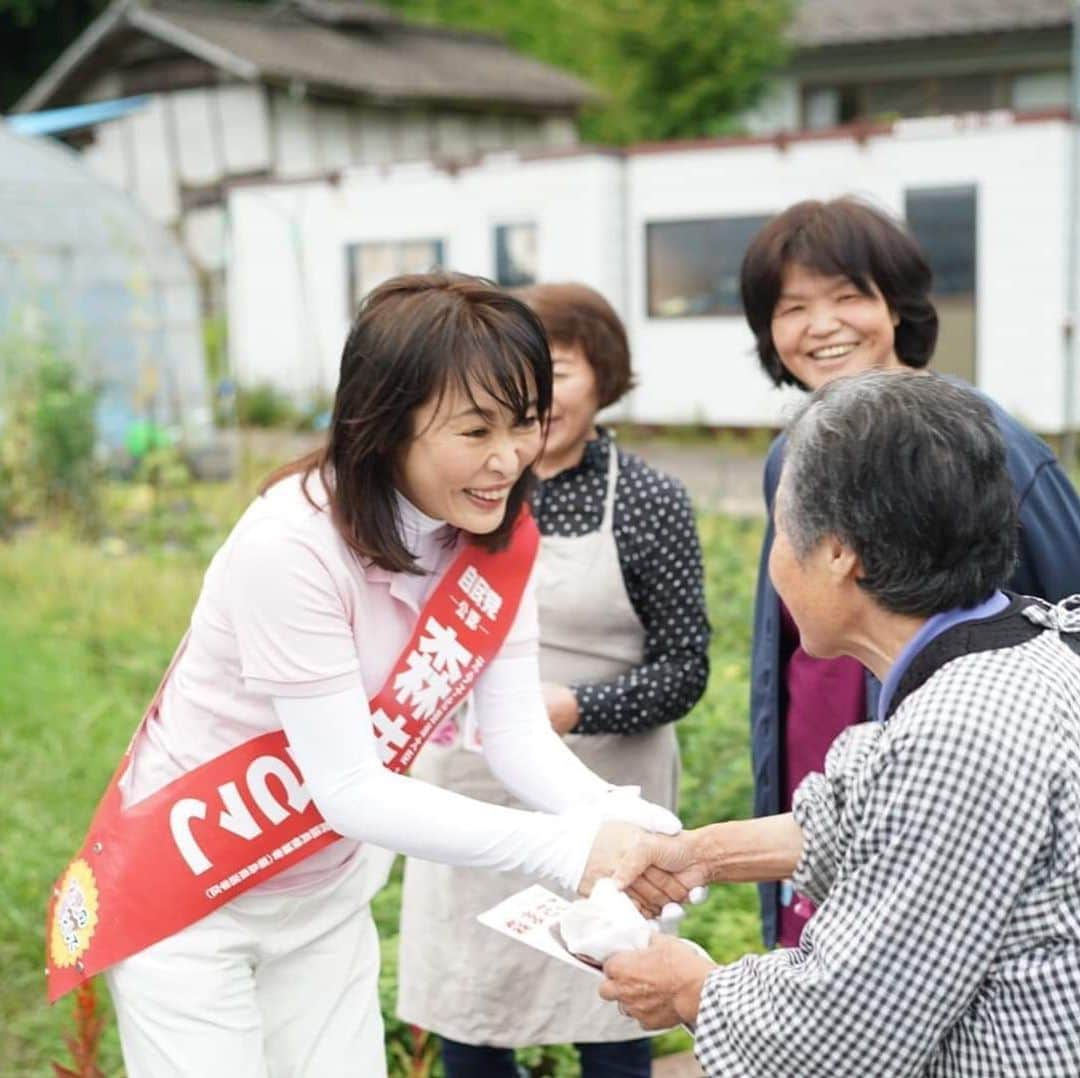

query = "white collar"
393;490;452;552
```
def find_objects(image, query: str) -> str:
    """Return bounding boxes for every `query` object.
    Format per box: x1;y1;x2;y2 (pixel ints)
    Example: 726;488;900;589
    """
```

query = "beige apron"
397;442;681;1046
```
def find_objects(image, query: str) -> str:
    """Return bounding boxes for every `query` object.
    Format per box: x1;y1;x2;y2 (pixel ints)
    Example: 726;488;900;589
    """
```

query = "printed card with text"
477;885;601;978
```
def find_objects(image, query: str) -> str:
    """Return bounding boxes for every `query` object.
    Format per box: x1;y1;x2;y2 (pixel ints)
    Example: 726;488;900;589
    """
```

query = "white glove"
588;785;682;835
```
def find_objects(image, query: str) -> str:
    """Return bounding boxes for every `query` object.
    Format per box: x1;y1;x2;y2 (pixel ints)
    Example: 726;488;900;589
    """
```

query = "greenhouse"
0;122;211;458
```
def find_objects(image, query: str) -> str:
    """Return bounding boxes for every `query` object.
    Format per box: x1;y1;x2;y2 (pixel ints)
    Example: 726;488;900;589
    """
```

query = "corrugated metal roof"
793;0;1073;48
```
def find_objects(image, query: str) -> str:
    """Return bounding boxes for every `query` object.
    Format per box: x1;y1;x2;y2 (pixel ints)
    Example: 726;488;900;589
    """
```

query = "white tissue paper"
558;878;655;965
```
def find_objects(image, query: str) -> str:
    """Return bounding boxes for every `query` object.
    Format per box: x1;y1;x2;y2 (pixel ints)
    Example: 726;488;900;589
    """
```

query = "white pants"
106;851;389;1077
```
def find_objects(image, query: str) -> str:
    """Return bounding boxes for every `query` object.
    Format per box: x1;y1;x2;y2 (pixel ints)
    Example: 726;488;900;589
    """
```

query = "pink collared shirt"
120;472;537;893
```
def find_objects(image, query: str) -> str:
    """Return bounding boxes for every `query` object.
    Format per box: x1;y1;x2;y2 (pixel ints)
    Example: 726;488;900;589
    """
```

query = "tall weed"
0;339;101;537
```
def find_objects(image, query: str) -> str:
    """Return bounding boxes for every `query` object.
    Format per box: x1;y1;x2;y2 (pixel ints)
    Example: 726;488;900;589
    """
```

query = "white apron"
397;443;681;1046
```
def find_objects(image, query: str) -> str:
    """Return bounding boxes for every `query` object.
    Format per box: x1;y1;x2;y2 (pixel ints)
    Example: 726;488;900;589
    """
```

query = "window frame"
644;213;772;320
492;221;538;288
344;237;446;316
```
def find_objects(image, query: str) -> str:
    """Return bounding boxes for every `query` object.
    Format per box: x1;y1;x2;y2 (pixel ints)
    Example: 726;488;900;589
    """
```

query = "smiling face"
770;263;903;390
538;341;601;472
395;380;543;534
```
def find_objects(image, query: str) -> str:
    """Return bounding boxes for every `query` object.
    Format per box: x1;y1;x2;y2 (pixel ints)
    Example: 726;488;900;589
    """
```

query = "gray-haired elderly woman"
600;371;1080;1076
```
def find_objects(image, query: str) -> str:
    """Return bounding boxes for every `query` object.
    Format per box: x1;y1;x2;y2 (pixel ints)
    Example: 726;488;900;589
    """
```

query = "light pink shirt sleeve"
222;525;364;698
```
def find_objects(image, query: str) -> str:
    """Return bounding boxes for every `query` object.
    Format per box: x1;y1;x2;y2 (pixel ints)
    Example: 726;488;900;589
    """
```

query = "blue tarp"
6;96;149;137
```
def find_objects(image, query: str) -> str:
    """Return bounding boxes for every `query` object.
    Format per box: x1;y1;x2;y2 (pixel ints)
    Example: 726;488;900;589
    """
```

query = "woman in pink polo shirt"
75;273;687;1077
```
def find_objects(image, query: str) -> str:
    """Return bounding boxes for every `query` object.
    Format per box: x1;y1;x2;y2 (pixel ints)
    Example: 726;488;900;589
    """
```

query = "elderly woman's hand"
599;934;716;1029
580;823;693;915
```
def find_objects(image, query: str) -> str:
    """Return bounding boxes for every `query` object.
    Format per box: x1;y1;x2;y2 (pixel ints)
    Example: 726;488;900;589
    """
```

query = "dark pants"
440;1035;652;1077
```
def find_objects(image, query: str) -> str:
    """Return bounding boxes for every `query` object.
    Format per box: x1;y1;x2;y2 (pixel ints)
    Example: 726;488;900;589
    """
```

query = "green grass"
0;475;765;1075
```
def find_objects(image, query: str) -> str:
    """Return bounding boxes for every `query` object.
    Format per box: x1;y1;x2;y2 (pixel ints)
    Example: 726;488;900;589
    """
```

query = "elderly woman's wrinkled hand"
610;827;712;900
580;823;692;916
599;934;716;1030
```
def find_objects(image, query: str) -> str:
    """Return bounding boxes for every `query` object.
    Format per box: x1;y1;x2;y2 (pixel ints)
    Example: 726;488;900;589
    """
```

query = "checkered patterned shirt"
695;598;1080;1076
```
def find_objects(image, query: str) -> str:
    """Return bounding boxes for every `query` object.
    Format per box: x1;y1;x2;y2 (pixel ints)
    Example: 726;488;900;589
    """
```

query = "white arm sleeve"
273;690;599;892
473;653;609;811
474;654;683;835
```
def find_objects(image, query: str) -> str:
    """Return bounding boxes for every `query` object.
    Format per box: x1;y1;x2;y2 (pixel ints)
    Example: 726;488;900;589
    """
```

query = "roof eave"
14;0;134;112
793;18;1073;52
257;70;596;114
16;0;594;116
129;7;258;80
13;0;259;113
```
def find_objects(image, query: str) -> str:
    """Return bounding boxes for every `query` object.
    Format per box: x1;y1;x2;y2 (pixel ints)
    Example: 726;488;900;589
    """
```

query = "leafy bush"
0;339;101;537
235;382;299;429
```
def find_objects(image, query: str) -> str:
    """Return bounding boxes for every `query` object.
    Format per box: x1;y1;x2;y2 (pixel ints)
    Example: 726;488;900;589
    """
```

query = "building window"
494;223;537;287
906;186;977;383
905;187;977;297
345;238;445;314
1011;70;1070;111
646;215;770;318
804;86;841;130
805;75;1010;128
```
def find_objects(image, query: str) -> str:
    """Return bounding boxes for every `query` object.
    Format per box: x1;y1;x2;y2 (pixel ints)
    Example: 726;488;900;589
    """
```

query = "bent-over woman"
46;274;688;1078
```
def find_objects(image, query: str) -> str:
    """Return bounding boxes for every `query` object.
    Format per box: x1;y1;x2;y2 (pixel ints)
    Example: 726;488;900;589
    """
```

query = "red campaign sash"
46;513;539;1002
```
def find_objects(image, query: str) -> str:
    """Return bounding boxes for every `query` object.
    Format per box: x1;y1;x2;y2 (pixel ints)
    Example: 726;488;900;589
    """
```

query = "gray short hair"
779;372;1019;616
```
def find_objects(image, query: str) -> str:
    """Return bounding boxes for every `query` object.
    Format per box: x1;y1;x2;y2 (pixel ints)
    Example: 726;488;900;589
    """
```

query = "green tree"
382;0;793;144
608;0;793;141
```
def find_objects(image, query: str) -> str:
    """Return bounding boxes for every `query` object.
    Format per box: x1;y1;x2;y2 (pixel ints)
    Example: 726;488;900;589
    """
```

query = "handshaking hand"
578;824;712;917
594;814;807;916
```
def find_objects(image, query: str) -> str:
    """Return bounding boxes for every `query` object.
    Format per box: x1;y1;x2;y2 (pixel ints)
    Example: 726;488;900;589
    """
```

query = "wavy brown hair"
263;271;553;573
515;282;635;408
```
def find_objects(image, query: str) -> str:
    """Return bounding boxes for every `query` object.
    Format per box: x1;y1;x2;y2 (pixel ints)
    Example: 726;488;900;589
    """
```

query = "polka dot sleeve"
533;436;711;735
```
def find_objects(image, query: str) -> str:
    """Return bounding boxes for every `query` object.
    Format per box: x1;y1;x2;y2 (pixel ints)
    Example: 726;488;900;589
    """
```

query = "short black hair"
740;198;939;388
779;371;1018;616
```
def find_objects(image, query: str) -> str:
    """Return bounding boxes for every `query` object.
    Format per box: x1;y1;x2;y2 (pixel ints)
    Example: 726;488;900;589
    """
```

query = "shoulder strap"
885;594;1043;721
601;436;620;532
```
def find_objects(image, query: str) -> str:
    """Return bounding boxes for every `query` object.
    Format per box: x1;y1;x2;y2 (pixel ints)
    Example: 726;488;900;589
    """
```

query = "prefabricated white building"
227;110;1079;433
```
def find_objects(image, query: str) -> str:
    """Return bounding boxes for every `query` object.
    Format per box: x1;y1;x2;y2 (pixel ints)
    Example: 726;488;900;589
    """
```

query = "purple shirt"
778;603;866;946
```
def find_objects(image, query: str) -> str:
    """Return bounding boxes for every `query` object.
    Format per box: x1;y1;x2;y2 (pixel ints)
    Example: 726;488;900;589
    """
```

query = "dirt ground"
625;440;766;517
653;1049;705;1076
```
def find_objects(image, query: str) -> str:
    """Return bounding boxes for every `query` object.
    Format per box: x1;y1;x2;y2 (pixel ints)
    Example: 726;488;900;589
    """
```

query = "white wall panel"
217;84;271;174
171;88;221;186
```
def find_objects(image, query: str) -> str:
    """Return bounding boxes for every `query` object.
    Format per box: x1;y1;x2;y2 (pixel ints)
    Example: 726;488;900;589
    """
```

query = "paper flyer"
477;884;602;978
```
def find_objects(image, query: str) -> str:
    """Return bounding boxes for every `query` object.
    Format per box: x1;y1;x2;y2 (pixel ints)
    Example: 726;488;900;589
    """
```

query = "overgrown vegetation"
0;448;765;1075
382;0;793;144
0;339;102;539
234;382;333;432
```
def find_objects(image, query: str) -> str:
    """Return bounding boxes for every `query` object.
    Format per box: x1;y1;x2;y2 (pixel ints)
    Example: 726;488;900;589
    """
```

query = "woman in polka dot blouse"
397;282;711;1077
